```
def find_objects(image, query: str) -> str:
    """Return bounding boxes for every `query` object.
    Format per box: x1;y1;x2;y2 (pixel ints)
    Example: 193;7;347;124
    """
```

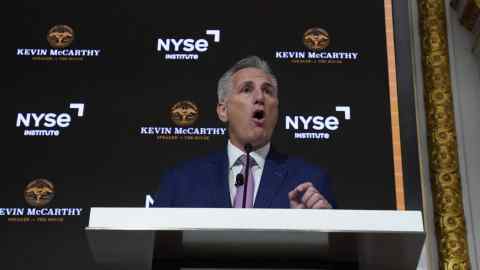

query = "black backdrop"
2;1;421;269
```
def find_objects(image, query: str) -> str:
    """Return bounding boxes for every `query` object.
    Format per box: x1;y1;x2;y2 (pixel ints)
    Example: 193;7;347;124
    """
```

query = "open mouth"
252;109;265;127
253;109;265;120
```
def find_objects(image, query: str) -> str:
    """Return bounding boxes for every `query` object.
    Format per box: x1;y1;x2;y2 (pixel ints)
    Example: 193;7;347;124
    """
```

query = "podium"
86;208;425;270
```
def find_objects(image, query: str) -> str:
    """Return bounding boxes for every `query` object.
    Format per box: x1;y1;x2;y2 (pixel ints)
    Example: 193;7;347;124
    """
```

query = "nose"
253;87;265;103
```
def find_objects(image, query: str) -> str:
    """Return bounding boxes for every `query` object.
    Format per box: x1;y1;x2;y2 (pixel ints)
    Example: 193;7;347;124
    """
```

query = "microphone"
242;143;253;208
235;173;244;187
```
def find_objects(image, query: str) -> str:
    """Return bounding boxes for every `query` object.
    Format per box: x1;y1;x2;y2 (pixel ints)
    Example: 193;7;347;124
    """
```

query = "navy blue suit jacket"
153;148;335;208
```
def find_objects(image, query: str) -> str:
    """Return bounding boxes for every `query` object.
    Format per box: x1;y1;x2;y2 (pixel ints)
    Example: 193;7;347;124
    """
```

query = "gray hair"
217;56;278;102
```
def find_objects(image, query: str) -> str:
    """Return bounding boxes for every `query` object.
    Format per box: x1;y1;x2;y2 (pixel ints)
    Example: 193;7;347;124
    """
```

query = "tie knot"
236;154;256;167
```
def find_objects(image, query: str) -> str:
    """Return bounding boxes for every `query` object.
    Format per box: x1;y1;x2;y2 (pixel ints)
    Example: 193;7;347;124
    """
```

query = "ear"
216;102;228;123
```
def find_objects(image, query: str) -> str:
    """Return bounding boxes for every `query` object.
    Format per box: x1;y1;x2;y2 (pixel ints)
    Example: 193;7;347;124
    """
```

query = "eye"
241;85;253;93
262;85;275;96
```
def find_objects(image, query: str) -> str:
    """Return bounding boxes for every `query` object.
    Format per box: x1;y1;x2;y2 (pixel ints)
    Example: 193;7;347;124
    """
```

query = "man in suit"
153;56;335;209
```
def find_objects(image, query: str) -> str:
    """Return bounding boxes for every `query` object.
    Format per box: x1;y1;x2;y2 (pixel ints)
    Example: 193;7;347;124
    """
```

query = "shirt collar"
227;140;270;169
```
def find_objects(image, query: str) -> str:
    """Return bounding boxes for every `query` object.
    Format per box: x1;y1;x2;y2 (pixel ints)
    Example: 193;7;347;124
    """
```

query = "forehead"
231;67;274;87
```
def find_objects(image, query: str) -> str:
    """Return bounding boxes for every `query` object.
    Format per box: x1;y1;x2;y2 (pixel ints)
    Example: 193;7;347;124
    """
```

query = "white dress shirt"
227;140;270;205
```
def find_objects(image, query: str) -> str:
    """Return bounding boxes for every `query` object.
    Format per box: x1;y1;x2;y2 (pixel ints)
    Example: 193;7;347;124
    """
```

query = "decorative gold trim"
417;0;471;269
384;0;405;210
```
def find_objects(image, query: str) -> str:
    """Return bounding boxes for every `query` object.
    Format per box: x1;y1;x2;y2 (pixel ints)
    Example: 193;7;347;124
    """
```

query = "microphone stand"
242;143;253;208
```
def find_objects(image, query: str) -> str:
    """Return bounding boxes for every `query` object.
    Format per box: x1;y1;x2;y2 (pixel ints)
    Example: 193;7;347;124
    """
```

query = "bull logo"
170;101;199;126
303;27;330;50
24;179;55;207
47;25;74;48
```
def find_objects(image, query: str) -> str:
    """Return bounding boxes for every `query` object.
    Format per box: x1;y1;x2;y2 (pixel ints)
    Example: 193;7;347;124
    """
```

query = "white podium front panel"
87;208;423;232
86;208;425;270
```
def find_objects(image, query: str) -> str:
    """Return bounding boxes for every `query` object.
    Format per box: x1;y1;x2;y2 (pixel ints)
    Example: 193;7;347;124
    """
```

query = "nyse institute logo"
16;103;85;137
156;29;220;60
1;178;83;223
16;25;101;61
285;106;351;140
275;27;359;64
139;100;226;141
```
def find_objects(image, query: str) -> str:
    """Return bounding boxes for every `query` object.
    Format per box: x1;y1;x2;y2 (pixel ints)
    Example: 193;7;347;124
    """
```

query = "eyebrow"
238;81;275;89
240;81;254;88
262;82;275;89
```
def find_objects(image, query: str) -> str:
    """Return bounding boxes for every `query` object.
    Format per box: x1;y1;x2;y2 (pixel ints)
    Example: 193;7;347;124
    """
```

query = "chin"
251;137;270;148
240;130;271;148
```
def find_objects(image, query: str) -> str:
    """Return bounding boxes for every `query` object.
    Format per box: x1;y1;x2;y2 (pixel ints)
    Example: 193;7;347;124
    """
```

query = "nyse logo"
285;106;351;140
286;116;340;131
158;39;208;52
156;29;220;60
16;103;85;137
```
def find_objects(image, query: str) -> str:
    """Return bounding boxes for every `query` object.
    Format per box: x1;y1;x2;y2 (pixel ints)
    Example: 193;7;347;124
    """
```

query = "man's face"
217;67;279;150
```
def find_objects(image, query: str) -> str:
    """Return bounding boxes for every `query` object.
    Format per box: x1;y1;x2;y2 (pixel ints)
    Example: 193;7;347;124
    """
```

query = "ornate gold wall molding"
417;0;471;269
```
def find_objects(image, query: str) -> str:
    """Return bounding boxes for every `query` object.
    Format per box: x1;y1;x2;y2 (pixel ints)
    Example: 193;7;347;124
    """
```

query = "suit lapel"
254;149;287;208
207;151;231;208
